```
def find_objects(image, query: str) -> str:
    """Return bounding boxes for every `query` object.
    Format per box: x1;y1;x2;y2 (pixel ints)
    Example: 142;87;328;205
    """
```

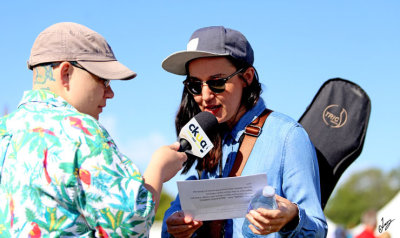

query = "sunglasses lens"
187;82;202;95
104;79;111;87
186;79;227;94
207;79;226;93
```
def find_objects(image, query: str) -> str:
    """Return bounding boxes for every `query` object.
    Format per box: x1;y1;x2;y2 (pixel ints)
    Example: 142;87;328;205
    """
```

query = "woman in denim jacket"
161;26;327;238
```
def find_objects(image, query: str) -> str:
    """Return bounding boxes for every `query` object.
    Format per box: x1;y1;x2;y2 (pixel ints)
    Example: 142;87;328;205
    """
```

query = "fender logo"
322;105;347;128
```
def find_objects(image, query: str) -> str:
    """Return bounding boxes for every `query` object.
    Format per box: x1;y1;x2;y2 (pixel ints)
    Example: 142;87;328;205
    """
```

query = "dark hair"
176;56;262;175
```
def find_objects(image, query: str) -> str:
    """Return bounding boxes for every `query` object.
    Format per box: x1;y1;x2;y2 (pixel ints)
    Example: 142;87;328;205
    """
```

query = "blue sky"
1;1;399;196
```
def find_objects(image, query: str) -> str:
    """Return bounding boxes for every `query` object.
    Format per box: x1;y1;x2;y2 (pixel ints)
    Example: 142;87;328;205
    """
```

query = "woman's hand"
166;211;203;238
244;195;298;235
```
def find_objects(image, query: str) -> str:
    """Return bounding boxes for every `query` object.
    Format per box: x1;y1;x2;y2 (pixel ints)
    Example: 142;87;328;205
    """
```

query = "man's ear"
59;62;72;88
242;67;255;86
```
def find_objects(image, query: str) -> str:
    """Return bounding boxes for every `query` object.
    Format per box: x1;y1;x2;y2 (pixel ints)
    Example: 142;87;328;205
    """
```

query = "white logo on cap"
187;38;199;51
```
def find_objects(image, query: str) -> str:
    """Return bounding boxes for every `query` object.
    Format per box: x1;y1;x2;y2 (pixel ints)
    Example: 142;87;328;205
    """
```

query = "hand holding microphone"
143;142;187;211
143;111;217;211
165;112;218;237
145;111;217;186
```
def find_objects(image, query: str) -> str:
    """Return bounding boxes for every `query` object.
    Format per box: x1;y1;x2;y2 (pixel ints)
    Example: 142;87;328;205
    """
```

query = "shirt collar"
228;97;267;142
18;90;76;111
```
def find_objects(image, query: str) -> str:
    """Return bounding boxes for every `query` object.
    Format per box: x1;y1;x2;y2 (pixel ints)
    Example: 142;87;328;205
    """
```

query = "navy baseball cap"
162;26;254;75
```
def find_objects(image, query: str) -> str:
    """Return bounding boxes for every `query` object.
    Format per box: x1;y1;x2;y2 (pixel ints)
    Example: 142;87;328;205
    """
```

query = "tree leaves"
325;166;400;227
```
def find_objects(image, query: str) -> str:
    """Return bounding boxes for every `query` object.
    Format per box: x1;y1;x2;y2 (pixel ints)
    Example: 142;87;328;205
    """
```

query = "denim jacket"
162;98;327;237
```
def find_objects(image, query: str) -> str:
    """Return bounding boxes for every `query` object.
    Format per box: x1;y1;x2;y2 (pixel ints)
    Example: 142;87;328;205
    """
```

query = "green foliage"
155;191;174;221
25;208;37;222
325;166;400;228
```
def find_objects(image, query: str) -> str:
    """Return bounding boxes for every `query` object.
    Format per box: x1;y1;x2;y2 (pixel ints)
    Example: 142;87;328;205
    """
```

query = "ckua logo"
188;123;208;153
323;105;347;128
179;118;213;158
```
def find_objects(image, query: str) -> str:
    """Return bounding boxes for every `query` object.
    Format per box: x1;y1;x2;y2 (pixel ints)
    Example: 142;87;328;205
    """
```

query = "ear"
242;67;255;86
59;62;72;89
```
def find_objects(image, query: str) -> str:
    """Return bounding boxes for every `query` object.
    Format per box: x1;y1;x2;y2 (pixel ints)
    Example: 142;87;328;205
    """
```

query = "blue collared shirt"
162;98;327;237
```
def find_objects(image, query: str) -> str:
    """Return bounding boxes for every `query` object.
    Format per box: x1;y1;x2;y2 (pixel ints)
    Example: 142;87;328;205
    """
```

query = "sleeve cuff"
279;203;303;236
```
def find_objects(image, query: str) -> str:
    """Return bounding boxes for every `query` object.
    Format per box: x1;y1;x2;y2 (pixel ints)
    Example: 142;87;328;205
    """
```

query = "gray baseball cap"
162;26;254;75
28;22;136;80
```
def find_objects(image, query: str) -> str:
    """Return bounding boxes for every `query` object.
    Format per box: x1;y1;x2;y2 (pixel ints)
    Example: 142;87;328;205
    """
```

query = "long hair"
175;56;262;174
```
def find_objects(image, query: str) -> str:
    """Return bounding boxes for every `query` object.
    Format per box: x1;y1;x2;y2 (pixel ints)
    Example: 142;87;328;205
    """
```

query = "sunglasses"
69;62;111;88
183;67;245;95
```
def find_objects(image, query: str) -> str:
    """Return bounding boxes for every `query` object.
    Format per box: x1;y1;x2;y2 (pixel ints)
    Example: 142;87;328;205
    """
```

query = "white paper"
177;174;268;221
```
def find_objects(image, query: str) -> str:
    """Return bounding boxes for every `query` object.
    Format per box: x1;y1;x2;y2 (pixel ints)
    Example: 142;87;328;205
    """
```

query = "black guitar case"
298;78;371;209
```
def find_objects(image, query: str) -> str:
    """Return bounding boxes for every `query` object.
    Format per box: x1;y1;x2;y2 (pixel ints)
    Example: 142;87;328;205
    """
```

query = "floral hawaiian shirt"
0;90;155;237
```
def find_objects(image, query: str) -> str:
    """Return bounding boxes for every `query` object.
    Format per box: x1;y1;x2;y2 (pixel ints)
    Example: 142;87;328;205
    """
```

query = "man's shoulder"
0;112;14;135
59;111;105;141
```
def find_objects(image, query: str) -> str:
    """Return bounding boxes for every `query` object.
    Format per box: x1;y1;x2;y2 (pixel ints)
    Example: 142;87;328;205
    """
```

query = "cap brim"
162;51;229;75
78;60;137;80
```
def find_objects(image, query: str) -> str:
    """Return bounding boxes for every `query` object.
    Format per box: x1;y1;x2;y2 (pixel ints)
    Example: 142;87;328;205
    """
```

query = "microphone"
178;111;218;158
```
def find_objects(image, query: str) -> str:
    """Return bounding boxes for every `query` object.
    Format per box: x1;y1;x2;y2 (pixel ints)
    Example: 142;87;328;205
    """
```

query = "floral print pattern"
0;90;155;237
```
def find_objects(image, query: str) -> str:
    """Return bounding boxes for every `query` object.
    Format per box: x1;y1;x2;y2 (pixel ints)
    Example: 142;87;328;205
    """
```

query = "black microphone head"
194;111;219;134
179;138;192;152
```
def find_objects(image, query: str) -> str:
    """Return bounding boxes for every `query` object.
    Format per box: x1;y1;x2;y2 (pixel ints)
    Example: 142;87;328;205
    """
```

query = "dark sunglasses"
183;67;245;95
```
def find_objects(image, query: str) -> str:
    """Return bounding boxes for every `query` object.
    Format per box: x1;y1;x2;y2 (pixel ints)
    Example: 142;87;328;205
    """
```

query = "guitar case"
298;78;371;209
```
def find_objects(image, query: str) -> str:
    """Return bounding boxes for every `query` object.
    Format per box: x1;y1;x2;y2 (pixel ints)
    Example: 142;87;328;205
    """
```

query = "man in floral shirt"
0;22;186;237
